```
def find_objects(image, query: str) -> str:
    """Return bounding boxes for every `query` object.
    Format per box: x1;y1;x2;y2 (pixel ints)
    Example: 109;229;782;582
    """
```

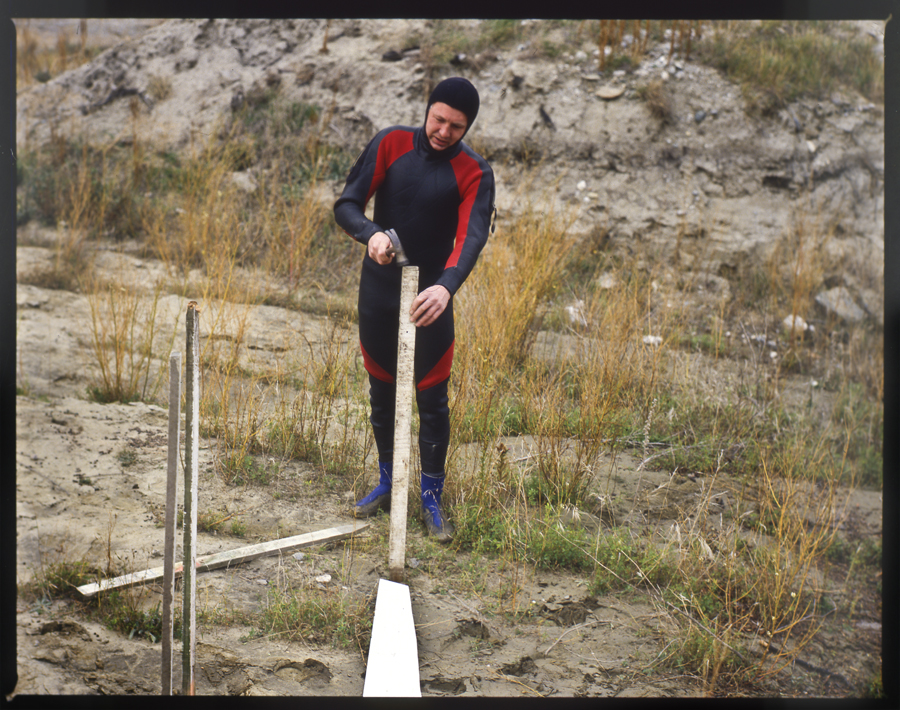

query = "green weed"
20;560;99;602
526;518;593;571
117;448;138;468
97;594;174;643
258;586;371;649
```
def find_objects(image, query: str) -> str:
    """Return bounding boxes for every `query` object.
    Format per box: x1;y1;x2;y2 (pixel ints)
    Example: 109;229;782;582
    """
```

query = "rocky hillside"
16;18;884;322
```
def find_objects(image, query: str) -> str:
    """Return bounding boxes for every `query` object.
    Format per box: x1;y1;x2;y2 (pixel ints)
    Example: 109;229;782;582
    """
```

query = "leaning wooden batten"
75;523;370;600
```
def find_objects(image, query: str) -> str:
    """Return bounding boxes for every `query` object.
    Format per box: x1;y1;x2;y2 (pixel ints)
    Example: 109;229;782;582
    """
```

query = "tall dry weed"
83;275;178;403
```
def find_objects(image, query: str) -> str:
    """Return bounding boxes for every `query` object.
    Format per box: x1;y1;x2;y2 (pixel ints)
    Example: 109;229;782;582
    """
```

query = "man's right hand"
367;232;395;265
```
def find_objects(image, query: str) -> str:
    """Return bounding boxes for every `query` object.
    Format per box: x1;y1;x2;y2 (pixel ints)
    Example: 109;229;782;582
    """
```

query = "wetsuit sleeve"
434;154;495;296
333;132;386;245
334;127;415;245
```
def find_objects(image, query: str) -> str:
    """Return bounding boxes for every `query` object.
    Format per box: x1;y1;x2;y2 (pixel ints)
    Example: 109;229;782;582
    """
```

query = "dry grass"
15;20;94;88
637;80;675;123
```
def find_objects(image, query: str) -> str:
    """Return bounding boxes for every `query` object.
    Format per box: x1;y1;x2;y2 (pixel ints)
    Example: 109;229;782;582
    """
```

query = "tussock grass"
637;80;674;123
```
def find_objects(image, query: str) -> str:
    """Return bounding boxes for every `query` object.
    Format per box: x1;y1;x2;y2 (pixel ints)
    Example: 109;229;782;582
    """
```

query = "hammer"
385;228;409;267
386;229;416;582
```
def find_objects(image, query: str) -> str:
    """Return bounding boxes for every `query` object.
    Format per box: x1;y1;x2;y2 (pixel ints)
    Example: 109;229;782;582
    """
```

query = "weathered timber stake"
389;266;418;583
182;302;200;696
161;351;181;696
76;523;370;599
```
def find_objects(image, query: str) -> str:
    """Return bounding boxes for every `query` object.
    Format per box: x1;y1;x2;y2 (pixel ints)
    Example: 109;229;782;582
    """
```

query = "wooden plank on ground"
363;579;421;697
76;522;370;599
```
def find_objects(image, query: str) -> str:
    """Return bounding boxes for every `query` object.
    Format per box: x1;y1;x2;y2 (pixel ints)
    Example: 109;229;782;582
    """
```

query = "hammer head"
385;228;409;267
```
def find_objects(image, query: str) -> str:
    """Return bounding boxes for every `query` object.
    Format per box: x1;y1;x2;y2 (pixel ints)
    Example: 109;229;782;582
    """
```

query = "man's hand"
410;285;451;327
367;232;395;265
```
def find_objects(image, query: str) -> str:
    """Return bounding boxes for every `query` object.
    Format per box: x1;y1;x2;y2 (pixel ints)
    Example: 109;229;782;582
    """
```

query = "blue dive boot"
420;472;454;543
353;461;392;518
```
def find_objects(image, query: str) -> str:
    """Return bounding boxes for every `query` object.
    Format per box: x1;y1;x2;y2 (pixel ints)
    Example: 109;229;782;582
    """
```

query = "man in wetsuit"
333;77;495;543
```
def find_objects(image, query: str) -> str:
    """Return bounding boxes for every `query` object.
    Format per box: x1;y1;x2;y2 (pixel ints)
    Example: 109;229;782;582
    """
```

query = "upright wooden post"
389;267;418;583
161;351;182;695
182;302;200;696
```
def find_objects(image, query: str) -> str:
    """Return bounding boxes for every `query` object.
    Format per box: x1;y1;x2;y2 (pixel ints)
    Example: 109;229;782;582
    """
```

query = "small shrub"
197;510;224;533
117;448;138;468
637;80;673;122
665;624;748;690
146;74;172;102
590;530;674;595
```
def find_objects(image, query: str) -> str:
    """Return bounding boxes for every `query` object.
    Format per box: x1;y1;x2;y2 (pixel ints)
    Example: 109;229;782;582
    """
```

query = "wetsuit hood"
424;76;480;150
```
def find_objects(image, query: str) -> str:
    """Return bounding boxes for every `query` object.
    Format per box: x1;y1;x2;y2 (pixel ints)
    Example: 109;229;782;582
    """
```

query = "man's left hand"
410;285;451;327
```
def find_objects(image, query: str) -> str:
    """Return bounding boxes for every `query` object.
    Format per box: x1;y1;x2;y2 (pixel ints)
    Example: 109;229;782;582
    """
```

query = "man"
334;77;495;542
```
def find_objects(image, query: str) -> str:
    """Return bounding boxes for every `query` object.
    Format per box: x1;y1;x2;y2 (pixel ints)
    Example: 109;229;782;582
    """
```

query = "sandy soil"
12;240;882;699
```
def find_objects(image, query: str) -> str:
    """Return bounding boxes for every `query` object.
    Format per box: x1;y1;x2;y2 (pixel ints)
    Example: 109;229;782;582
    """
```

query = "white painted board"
363;579;421;697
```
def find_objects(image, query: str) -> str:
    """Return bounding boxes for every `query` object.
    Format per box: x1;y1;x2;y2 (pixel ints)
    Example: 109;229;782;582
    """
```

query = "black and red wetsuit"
334;124;495;473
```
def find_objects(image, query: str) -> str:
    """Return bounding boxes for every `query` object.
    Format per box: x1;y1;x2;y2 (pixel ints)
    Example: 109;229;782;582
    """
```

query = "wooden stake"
161;351;181;696
182;302;200;696
76;523;370;599
389;266;418;583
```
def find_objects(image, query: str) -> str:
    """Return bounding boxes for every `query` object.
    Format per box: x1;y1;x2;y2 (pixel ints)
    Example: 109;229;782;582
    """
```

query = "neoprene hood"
426;77;480;136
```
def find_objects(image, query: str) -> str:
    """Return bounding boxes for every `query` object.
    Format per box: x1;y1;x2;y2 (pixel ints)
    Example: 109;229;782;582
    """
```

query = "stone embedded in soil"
815;286;867;323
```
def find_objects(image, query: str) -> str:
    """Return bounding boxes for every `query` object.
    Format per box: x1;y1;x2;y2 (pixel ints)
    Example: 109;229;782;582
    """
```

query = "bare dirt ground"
13;241;882;699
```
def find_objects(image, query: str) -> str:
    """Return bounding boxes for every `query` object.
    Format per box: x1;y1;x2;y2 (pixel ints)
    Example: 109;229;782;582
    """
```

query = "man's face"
425;102;468;151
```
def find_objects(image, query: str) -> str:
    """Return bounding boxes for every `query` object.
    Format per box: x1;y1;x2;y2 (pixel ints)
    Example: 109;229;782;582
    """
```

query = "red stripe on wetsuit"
446;150;483;269
360;342;394;384
365;130;415;204
361;340;455;391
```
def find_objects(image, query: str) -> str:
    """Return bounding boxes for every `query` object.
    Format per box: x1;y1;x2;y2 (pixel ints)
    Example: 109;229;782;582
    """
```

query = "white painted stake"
363;579;421;697
161;351;181;696
182;302;200;696
389;266;418;583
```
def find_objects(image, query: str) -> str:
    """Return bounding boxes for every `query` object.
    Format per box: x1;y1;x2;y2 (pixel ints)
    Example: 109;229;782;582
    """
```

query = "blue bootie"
354;461;392;518
420;472;454;543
